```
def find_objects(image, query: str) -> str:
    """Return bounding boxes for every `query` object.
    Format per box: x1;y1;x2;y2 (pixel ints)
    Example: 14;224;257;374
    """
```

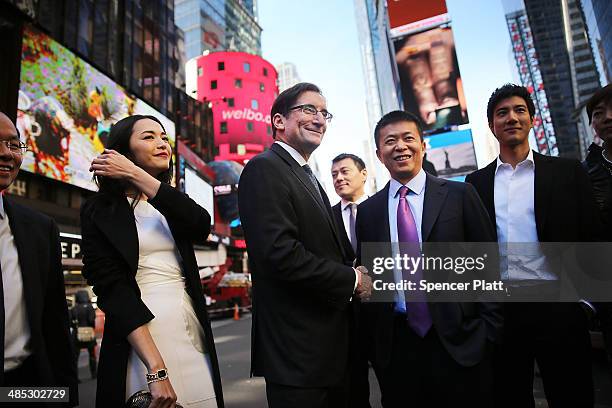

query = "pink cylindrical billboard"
192;52;278;165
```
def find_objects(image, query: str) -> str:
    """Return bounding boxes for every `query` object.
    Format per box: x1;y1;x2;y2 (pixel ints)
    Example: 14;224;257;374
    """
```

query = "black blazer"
465;151;600;243
238;143;356;387
332;201;356;262
355;175;503;368
2;197;78;406
80;183;224;408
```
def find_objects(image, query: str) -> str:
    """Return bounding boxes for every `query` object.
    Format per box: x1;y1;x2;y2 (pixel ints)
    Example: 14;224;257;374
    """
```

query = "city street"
75;313;612;408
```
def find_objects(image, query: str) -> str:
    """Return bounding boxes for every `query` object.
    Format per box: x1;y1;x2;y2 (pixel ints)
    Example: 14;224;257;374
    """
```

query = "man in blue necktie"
355;110;502;407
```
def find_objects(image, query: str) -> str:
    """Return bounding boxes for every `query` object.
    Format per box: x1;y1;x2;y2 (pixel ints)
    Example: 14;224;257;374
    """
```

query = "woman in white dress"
81;115;224;408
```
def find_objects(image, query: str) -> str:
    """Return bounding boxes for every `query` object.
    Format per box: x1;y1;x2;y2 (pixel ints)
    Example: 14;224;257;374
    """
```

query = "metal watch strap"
146;368;169;384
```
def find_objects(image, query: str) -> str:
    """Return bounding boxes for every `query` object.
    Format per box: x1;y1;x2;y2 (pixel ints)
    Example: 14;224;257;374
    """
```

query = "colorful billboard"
424;129;477;179
17;25;175;191
387;0;449;38
394;26;469;133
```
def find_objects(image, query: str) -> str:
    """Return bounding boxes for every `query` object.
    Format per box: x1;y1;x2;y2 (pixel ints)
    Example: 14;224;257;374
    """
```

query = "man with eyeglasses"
0;112;77;406
239;83;372;408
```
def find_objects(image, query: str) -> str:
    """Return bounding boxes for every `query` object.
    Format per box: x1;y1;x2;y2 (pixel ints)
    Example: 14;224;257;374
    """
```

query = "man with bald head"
0;112;77;406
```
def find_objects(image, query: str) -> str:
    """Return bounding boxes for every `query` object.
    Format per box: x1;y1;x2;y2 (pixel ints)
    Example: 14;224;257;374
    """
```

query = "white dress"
125;199;217;407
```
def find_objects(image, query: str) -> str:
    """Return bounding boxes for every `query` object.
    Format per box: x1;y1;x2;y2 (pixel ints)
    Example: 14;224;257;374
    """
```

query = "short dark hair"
332;153;366;171
96;114;173;199
374;110;424;147
487;83;536;123
270;82;322;138
586;84;612;124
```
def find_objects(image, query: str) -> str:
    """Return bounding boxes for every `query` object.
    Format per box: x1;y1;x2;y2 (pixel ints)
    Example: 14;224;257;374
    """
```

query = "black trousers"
266;375;349;408
494;302;593;408
373;314;493;408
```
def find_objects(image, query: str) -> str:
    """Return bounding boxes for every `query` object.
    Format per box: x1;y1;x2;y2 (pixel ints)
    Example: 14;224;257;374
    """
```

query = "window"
259;83;265;92
251;99;259;110
227;98;235;107
263;67;268;76
243;62;250;72
247;122;254;132
197;66;203;76
211;80;217;89
218;61;225;71
220;122;228;133
235;78;242;88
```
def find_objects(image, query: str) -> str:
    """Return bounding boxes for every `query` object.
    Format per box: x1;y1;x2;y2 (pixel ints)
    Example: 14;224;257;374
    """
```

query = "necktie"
397;186;432;337
348;203;357;254
302;164;322;201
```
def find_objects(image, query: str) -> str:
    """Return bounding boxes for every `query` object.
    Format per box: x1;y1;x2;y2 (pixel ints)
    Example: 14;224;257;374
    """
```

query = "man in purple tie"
355;110;503;407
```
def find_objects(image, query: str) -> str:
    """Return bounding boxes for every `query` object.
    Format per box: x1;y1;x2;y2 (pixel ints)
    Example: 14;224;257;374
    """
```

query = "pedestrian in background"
0;111;78;406
81;114;224;408
69;289;97;380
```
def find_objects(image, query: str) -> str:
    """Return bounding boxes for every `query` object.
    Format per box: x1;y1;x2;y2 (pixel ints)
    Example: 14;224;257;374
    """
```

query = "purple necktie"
397;186;432;337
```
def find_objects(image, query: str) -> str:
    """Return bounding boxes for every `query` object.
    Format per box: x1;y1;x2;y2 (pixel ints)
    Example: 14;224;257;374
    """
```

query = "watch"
146;368;169;384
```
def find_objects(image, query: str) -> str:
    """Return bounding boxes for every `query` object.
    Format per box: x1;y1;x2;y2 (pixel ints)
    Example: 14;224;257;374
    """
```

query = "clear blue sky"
258;0;518;198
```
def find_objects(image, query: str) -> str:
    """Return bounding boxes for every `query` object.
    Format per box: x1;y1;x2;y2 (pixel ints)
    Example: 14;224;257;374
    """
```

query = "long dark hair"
95;115;173;201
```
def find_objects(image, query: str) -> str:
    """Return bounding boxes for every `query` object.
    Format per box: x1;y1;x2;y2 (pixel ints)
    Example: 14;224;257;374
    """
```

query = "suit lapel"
533;152;551;240
369;183;391;243
421;175;449;242
4;199;42;337
271;144;329;216
479;161;497;232
270;144;344;253
333;203;356;260
92;196;139;273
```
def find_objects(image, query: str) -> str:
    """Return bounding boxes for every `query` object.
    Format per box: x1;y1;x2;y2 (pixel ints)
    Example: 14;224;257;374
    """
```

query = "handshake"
355;266;373;301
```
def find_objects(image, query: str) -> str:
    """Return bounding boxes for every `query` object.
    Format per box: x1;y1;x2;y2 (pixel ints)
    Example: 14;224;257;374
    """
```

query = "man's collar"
389;168;426;198
340;193;368;210
275;141;308;167
0;193;5;219
496;149;534;172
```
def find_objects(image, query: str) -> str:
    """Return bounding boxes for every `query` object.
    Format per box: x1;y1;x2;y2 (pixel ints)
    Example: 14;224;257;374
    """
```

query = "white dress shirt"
0;195;32;371
274;142;359;292
494;150;555;281
340;194;369;246
388;169;427;312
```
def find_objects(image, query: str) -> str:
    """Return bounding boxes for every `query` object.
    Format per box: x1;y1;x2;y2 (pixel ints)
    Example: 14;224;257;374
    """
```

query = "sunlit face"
489;96;533;148
0;114;23;191
128;119;171;177
331;158;367;202
273;91;327;157
376;120;425;184
591;99;612;144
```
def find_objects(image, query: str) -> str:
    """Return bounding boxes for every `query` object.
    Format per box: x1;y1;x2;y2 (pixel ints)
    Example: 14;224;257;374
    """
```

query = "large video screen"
17;25;175;191
424;129;477;179
184;166;215;225
394;26;469;133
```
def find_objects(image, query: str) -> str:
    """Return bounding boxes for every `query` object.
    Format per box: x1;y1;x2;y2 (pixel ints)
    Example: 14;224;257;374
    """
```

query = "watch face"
158;369;167;377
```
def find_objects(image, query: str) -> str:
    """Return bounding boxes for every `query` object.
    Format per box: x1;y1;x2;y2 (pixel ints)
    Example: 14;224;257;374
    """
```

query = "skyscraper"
275;62;301;92
582;0;611;84
506;0;603;159
174;0;261;60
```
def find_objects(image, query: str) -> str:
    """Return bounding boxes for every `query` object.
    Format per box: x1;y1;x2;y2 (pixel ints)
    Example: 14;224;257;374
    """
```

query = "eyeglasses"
289;104;333;122
0;140;28;154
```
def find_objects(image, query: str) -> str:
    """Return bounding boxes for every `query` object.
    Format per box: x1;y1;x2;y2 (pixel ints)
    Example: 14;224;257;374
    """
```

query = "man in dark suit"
0;112;77;406
356;110;503;407
238;83;372;408
330;153;371;408
465;84;599;407
331;153;368;262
